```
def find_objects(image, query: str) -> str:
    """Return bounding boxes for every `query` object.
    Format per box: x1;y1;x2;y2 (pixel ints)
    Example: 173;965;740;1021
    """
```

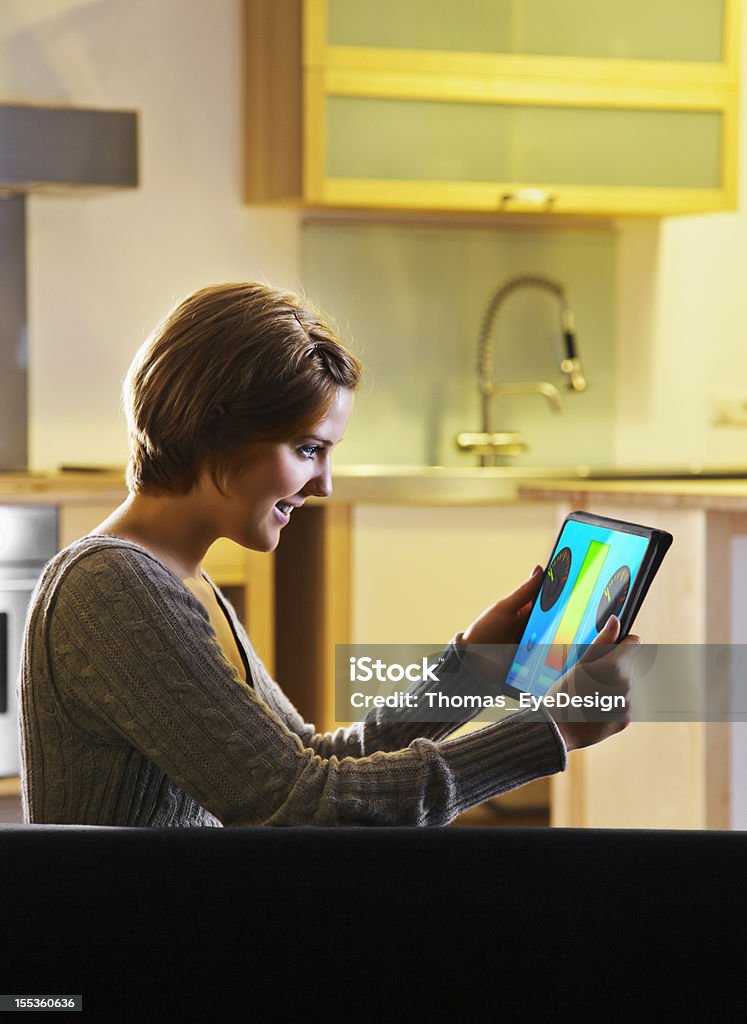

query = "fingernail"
531;565;543;579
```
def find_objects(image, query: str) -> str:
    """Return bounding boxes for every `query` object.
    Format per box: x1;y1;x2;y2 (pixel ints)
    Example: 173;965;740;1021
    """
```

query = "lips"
274;500;303;526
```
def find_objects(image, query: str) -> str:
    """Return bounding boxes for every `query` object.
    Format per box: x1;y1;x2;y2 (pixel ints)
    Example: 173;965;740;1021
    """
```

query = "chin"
245;530;280;553
221;528;274;554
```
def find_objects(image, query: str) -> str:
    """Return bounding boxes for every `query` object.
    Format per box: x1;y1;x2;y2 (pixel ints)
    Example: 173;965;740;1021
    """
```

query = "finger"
499;565;544;614
509;604;534;641
594;614;621;644
516;599;534;622
579;615;621;664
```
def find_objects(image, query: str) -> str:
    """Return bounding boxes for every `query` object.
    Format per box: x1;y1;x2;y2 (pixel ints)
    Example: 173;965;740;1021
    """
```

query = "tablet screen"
504;516;651;698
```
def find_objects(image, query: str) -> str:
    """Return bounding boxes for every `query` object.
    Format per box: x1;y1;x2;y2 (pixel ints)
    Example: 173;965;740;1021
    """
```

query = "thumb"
594;614;621;643
581;615;621;663
502;565;544;613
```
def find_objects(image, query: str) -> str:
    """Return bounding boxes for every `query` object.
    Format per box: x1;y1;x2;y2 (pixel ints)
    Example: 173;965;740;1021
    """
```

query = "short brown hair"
124;282;362;495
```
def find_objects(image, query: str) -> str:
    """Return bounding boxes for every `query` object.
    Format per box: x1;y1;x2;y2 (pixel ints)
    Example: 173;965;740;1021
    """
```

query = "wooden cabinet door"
246;0;741;216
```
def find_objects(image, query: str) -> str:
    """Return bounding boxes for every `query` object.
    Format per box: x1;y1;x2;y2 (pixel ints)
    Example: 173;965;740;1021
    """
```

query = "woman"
19;282;638;827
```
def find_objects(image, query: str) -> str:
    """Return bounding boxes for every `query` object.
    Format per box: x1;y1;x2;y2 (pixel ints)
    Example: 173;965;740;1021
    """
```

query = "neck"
93;486;219;579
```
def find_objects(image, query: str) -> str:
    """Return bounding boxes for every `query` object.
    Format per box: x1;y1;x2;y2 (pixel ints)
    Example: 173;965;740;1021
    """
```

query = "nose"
305;457;333;498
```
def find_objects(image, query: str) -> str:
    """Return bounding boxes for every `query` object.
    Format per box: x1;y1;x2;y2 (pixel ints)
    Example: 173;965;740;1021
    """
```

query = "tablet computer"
503;510;672;700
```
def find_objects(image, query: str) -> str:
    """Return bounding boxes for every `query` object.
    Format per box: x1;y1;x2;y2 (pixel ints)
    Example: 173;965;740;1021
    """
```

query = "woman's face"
215;388;354;552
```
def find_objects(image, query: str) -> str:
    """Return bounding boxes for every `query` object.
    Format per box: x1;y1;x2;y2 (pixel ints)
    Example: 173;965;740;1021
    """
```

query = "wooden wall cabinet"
245;0;742;217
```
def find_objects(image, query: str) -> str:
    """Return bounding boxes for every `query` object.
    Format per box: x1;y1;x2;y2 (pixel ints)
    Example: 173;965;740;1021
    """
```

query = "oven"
0;506;58;776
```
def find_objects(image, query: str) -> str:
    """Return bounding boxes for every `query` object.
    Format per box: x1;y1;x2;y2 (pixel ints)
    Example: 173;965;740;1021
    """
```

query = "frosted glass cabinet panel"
327;98;722;190
244;0;741;216
327;0;725;63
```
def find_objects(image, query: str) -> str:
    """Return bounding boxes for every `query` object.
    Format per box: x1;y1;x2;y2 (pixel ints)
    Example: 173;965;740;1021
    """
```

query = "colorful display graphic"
539;547;571;612
505;519;650;698
595;566;631;632
544;540;609;671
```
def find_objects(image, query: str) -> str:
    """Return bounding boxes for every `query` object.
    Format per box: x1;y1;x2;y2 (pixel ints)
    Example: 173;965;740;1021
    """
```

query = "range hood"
0;103;138;470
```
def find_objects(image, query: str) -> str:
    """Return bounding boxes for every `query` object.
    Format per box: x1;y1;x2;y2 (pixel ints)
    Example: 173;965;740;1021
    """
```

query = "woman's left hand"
459;565;544;647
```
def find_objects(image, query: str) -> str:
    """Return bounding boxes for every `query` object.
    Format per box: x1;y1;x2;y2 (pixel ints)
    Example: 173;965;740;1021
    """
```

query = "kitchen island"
516;477;747;831
278;469;747;831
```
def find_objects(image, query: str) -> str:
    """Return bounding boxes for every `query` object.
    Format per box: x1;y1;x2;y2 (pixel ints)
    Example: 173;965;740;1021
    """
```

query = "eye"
298;444;319;459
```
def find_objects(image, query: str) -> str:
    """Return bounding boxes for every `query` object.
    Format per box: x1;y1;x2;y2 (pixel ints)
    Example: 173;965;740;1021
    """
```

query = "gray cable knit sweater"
19;536;566;827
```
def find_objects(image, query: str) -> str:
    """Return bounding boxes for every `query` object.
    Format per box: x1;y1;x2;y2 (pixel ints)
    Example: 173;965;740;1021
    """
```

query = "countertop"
516;477;747;511
0;471;128;505
4;465;747;508
0;466;595;506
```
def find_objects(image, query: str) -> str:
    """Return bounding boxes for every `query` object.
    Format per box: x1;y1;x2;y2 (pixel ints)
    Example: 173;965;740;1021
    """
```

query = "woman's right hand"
545;615;641;752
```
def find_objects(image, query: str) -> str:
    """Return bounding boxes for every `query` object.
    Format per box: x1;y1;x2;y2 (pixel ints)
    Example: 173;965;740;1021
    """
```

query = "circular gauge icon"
596;566;631;632
540;547;572;612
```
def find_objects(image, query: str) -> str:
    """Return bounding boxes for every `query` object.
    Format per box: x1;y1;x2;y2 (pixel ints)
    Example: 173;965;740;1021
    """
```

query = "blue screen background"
504;518;649;697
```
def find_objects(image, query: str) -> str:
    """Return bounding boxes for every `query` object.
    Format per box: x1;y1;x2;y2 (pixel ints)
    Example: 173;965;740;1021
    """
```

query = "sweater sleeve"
243;629;513;759
205;571;509;758
48;547;566;827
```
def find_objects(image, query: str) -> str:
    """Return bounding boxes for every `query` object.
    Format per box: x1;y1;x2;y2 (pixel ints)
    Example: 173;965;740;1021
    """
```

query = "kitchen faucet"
456;273;587;466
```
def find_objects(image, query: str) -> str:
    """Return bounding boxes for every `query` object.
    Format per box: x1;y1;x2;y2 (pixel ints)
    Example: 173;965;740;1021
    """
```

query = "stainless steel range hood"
0;104;137;193
0;103;138;470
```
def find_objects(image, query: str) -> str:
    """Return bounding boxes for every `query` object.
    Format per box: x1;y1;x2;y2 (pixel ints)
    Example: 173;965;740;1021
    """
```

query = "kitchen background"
1;1;747;831
302;222;616;467
0;0;745;473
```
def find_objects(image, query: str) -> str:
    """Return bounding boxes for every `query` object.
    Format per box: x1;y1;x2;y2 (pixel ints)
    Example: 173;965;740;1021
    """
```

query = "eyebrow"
301;433;333;446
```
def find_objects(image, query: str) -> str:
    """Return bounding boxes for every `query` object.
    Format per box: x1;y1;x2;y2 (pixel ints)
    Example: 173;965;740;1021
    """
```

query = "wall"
2;1;745;474
614;11;747;469
302;219;617;468
0;0;301;472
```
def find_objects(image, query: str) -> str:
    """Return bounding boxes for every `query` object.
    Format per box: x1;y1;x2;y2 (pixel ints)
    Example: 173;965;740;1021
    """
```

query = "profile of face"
210;387;355;552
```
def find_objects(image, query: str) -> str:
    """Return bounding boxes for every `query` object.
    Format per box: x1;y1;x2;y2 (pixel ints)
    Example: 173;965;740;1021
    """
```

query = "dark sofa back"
1;824;744;1020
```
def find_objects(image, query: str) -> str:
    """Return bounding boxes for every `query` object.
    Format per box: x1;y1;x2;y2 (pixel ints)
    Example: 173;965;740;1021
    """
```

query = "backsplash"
301;220;617;468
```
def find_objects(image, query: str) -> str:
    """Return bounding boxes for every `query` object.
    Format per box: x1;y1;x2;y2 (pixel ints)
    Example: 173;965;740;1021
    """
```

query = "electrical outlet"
712;399;747;427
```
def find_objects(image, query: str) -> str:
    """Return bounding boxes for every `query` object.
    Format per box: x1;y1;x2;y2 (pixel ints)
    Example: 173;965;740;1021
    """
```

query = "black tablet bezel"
501;510;672;699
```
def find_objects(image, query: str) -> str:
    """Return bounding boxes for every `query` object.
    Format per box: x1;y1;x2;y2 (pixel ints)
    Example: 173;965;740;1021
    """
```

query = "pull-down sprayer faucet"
456;273;587;466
